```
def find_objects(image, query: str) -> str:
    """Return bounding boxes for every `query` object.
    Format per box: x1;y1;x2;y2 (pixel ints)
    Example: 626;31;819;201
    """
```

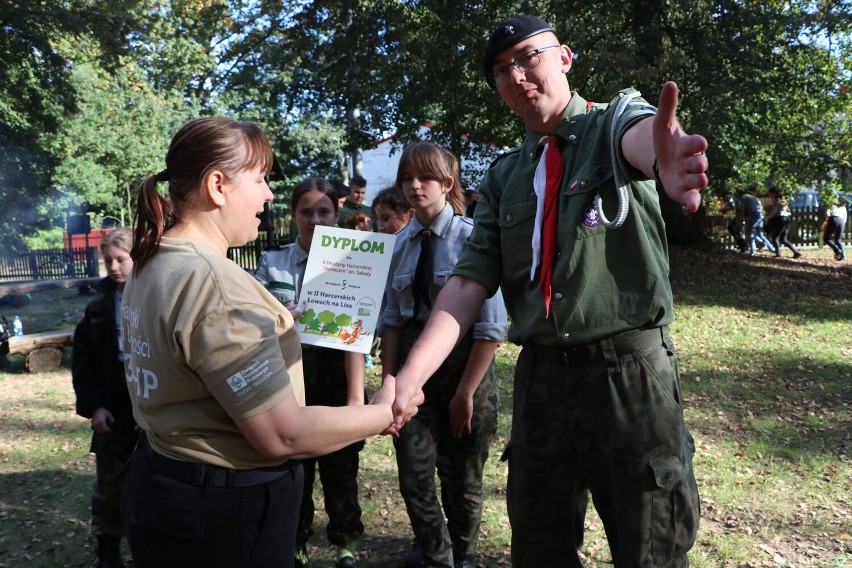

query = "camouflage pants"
506;328;700;567
90;428;139;538
395;325;499;568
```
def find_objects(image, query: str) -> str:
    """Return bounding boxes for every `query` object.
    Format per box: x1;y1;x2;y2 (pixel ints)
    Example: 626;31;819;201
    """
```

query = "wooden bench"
6;329;75;372
0;277;100;301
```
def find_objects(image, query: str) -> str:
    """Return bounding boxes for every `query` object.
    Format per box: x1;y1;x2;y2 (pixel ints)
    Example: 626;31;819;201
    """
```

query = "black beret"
483;15;555;84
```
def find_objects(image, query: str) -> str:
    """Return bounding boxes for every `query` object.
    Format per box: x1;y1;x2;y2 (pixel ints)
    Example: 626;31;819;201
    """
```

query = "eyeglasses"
487;45;560;87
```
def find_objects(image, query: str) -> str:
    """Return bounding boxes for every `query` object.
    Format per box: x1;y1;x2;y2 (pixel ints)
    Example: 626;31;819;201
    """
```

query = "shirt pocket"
391;271;416;320
497;196;538;247
266;281;297;307
432;270;451;288
565;160;615;240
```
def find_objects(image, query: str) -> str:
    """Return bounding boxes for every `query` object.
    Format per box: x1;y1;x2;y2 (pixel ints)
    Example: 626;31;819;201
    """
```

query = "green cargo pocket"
650;451;682;490
649;448;700;562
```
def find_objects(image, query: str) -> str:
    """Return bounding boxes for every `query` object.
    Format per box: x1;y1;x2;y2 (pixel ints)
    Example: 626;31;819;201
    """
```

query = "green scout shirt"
337;201;376;229
453;89;674;347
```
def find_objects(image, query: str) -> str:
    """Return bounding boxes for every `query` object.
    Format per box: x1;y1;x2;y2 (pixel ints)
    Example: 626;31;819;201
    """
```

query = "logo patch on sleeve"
227;360;272;396
228;372;248;392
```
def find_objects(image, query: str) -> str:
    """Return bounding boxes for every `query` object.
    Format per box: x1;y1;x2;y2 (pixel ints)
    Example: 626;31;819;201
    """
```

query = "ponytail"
132;176;173;273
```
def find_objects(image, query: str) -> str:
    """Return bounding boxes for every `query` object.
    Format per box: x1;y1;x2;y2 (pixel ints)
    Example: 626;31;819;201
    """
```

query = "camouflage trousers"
90;428;139;538
506;327;700;567
395;325;499;568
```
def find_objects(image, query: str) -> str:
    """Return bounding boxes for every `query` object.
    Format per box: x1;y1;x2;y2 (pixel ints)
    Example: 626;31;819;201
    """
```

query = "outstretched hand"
653;82;709;213
390;372;425;429
379;374;424;437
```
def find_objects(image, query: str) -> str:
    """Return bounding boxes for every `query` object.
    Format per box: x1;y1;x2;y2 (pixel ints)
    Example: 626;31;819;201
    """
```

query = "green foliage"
0;0;142;251
47;52;195;225
0;0;849;250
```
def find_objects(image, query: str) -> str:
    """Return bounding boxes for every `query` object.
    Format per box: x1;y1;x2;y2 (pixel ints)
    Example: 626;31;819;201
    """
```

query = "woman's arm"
236;376;419;460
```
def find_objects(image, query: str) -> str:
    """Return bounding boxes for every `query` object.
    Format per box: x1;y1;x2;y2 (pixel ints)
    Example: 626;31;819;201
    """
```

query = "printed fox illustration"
339;319;364;345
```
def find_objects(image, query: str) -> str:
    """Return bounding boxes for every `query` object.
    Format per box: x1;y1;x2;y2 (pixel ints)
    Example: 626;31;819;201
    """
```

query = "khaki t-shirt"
122;237;305;469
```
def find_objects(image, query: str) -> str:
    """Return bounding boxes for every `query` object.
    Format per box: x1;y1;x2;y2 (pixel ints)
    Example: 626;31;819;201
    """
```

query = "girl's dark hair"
395;141;465;215
132;117;273;273
372;185;410;214
345;211;372;230
290;177;339;214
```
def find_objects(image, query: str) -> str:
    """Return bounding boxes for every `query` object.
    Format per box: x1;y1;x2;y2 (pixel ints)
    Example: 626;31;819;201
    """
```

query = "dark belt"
525;327;667;368
145;443;297;488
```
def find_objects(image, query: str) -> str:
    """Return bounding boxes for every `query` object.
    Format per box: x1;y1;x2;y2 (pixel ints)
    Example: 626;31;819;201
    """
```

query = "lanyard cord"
595;90;642;229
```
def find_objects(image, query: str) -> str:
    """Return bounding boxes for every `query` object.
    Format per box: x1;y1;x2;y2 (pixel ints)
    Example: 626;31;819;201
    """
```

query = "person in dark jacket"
72;227;138;568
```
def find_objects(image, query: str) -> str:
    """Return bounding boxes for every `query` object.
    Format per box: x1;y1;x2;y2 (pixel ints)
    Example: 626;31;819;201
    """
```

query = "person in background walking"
72;227;139;568
824;197;848;261
740;187;776;254
765;187;802;258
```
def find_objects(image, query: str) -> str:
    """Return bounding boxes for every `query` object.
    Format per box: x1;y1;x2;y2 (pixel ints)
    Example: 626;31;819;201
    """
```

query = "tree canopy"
0;0;849;249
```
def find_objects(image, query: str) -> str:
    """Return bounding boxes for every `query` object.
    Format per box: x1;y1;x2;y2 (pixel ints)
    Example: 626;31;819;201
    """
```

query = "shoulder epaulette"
487;146;522;170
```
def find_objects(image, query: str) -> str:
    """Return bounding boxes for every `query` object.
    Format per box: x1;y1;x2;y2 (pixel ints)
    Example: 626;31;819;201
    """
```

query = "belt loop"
226;469;236;488
194;464;208;486
600;336;621;374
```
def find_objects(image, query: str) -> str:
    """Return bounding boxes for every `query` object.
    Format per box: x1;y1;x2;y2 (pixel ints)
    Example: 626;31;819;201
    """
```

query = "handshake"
368;373;424;437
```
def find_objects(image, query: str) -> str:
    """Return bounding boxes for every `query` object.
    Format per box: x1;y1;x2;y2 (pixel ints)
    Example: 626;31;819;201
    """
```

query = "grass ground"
0;245;849;567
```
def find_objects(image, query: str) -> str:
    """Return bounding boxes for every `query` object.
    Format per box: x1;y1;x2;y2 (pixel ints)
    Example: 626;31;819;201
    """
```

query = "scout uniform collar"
522;91;591;162
293;239;310;264
408;202;455;241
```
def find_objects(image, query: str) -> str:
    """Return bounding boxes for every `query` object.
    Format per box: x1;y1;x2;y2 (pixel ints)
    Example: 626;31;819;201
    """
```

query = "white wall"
357;127;505;206
359;136;404;206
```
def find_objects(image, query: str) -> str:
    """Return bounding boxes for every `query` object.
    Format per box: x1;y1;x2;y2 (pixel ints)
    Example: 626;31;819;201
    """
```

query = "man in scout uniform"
338;175;376;229
389;14;708;567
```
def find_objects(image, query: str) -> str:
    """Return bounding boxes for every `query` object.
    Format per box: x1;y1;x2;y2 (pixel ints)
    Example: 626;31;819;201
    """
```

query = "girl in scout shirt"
381;142;507;568
254;177;367;568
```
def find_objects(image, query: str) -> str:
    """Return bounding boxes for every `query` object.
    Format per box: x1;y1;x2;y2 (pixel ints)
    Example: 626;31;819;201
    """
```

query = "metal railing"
0;247;100;281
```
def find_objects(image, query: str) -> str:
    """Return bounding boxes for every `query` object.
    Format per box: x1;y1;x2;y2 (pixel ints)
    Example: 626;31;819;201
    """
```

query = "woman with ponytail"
121;117;421;567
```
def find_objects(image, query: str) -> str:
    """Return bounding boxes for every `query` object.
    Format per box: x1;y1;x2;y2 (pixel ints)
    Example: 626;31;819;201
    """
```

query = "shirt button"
505;213;513;222
554;292;563;300
562;332;571;341
568;134;577;143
